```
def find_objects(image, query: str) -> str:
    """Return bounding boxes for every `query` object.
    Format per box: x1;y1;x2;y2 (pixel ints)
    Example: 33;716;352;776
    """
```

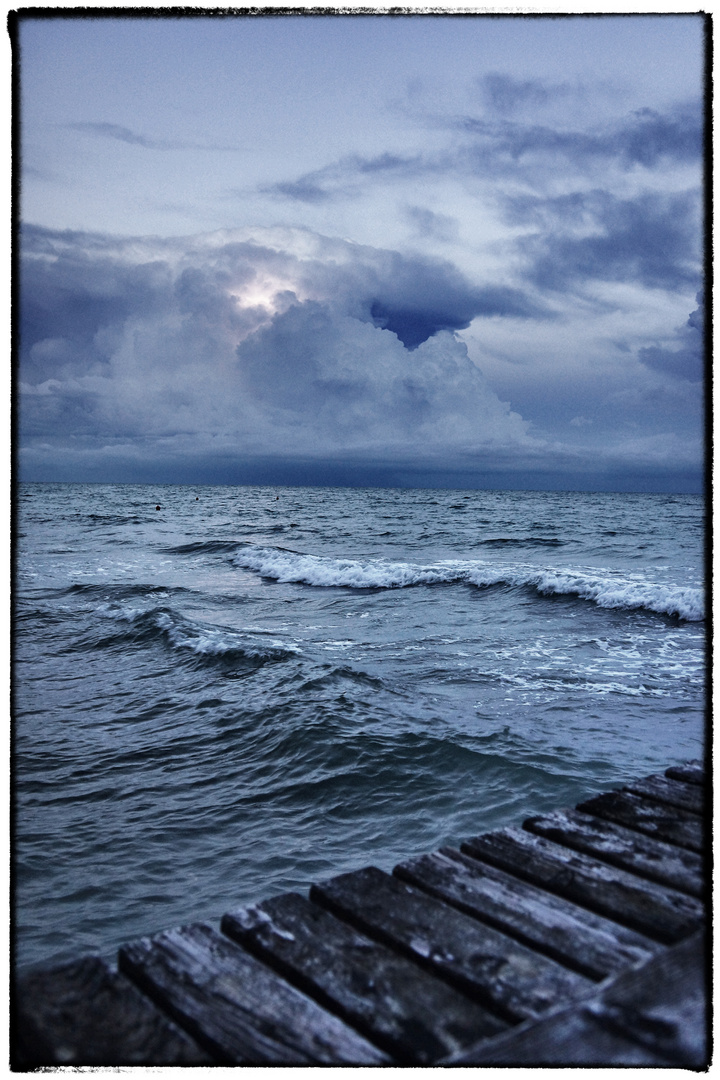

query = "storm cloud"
19;225;535;479
17;16;706;491
514;190;702;296
638;292;705;382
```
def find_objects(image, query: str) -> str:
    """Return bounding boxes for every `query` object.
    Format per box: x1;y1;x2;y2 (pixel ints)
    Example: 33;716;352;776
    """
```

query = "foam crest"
513;568;705;622
104;605;299;661
232;545;704;621
233;546;461;589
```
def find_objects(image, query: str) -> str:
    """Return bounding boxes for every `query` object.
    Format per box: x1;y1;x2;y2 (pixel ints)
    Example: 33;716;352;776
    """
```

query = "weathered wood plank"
222;891;507;1064
310;864;592;1023
577;789;703;852
666;760;704;786
460;827;704;943
394;848;658;981
118;922;388;1065
12;954;211;1067
624;774;704;815
583;928;707;1067
446;929;707;1067
446;999;667;1065
523;808;704;897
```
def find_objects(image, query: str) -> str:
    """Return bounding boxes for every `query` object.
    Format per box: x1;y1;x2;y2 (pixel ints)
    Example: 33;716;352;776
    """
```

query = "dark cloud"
370;284;548;349
261;97;702;210
638;291;705;382
341;248;551;341
515;190;701;294
355;152;421;175
616;105;703;167
457;98;702;170
370;303;461;349
404;205;459;242
20;226;174;385
478;73;574;115
18;225;533;460
18;223;703;491
263;152;430;204
270;179;332;204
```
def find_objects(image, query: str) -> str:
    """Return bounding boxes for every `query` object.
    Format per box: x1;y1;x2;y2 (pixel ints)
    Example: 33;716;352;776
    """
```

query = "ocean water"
14;483;706;970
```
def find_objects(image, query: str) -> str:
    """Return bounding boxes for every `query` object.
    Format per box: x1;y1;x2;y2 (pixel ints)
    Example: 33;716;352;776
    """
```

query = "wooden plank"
118;922;388;1065
523;808;704;897
12;954;211;1067
460;827;704;944
447;930;707;1067
221;891;507;1064
311;864;592;1023
583;928;707;1067
394;848;658;981
624;773;704;815
577;789;703;852
666;760;704;786
446;999;667;1065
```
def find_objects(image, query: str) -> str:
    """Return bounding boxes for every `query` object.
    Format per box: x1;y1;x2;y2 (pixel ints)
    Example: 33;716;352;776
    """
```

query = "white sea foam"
102;604;300;659
151;611;298;659
232;546;704;621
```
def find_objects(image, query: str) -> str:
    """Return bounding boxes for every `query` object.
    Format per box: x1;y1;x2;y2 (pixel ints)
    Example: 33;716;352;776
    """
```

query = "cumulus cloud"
18;213;705;489
236;300;527;450
19;224;533;477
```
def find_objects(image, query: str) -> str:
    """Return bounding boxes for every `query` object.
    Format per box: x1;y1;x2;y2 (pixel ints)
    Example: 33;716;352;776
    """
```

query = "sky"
16;12;707;491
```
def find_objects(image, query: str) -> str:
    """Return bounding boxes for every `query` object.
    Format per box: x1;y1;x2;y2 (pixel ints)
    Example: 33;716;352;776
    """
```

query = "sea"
14;483;706;971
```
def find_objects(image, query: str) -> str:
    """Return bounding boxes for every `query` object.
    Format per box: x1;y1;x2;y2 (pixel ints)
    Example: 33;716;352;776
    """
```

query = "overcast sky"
17;13;706;491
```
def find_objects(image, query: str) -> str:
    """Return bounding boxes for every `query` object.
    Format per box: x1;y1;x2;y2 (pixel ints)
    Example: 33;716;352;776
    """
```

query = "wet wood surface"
460;826;704;942
119;921;388;1064
310;863;592;1022
523;807;704;896
395;846;660;980
13;954;211;1067
665;759;704;785
624;773;704;815
577;789;703;851
222;890;507;1063
13;761;709;1068
448;929;707;1067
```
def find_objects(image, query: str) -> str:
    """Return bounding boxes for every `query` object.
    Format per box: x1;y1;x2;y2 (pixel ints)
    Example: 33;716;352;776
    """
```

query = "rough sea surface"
14;483;706;970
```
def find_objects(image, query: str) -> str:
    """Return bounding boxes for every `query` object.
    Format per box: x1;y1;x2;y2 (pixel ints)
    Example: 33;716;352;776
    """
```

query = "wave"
163;540;241;554
66;582;185;596
477;537;566;548
82;513;146;526
231;545;704;621
95;605;299;664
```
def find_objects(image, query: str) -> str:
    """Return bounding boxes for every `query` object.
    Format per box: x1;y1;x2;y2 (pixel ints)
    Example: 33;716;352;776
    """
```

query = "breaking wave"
95;605;299;663
231;545;704;621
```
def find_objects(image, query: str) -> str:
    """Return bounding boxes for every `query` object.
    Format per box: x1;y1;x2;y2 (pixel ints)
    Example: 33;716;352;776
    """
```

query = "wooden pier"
13;761;709;1068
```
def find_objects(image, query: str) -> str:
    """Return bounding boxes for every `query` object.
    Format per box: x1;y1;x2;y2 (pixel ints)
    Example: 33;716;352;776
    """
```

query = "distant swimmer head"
155;505;161;511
